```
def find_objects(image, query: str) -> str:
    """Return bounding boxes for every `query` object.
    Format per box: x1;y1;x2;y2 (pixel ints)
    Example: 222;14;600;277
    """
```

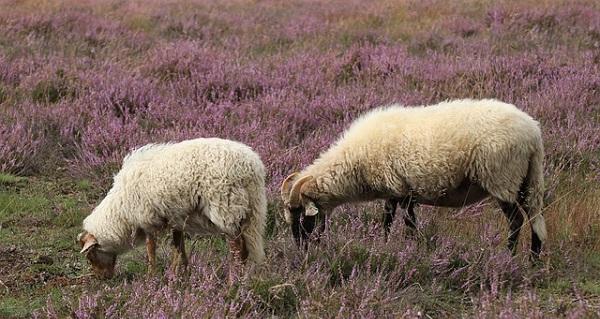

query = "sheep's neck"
310;163;374;207
87;191;138;254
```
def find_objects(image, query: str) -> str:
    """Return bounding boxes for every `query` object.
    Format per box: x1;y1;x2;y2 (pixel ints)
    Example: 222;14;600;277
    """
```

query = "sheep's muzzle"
87;251;117;279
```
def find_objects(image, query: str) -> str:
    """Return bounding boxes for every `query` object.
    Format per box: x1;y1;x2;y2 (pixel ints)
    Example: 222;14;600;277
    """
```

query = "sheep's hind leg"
516;196;543;261
383;199;398;235
170;229;188;273
229;234;249;263
228;234;248;284
146;233;157;275
530;227;542;261
498;201;524;254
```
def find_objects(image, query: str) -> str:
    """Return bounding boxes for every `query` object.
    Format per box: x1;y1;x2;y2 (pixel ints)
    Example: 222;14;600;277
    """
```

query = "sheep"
281;99;547;259
77;137;267;279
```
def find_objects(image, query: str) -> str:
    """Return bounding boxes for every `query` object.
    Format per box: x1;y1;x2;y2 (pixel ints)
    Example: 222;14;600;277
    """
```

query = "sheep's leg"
228;234;248;284
498;201;524;254
170;229;187;273
146;233;157;275
401;198;417;233
383;198;398;234
516;196;543;260
317;213;328;234
314;213;329;243
384;197;417;237
530;227;542;261
229;235;249;263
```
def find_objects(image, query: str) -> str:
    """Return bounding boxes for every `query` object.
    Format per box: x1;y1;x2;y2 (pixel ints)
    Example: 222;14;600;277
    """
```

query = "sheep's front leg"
146;233;157;275
227;234;248;284
314;213;330;243
385;197;417;237
169;229;188;273
383;198;398;235
401;198;417;235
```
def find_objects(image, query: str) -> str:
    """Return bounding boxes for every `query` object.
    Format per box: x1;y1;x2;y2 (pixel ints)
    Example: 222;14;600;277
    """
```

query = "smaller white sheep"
281;99;547;259
78;138;267;278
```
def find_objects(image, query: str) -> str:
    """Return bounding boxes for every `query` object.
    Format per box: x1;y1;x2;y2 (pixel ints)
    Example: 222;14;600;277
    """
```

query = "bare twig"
0;279;9;294
71;273;93;280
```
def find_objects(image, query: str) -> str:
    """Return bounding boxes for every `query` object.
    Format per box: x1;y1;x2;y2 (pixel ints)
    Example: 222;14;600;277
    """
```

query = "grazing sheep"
78;138;267;278
281;99;547;259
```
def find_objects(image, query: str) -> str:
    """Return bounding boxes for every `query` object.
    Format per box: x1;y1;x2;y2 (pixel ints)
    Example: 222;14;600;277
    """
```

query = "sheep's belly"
178;213;224;237
414;181;489;208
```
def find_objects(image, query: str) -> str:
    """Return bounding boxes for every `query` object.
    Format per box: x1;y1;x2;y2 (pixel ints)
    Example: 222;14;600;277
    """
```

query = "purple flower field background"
0;0;599;317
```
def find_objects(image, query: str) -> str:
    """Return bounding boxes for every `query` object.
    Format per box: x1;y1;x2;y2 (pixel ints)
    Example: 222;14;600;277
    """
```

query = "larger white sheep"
78;138;267;278
281;99;547;259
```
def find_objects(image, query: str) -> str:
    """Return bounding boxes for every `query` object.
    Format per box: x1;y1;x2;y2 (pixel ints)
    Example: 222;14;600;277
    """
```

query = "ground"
0;173;599;317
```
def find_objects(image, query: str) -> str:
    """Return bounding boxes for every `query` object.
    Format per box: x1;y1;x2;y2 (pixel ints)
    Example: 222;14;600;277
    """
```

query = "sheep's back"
338;99;540;151
113;138;264;216
318;99;542;198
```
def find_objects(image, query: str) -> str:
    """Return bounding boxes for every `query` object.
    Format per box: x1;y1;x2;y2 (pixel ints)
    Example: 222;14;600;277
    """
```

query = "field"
1;0;599;317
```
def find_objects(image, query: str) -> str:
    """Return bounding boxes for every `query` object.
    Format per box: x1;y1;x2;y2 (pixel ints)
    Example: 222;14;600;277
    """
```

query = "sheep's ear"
304;201;319;216
79;233;98;254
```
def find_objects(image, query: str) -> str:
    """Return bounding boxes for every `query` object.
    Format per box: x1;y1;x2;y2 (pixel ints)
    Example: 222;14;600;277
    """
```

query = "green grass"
53;197;85;228
75;179;93;192
123;259;148;276
581;280;600;296
0;192;51;224
0;285;67;318
0;178;94;318
0;173;26;186
0;297;42;319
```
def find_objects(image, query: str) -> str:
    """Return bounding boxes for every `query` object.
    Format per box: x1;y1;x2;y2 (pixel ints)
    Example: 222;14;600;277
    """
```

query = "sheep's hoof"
529;252;544;267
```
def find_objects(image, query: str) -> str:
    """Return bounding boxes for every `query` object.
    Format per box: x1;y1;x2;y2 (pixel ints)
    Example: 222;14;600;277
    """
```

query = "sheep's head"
281;173;320;247
77;231;116;279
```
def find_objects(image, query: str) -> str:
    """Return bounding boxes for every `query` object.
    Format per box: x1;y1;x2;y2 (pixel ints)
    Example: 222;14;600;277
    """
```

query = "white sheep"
77;138;267;278
281;99;547;259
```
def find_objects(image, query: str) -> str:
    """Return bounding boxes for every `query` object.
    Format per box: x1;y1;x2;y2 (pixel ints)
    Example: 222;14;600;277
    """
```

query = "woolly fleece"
82;138;267;263
294;98;546;242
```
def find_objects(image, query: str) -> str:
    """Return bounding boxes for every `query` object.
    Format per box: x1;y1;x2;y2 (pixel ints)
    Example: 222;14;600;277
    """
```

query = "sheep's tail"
241;182;267;264
523;141;547;243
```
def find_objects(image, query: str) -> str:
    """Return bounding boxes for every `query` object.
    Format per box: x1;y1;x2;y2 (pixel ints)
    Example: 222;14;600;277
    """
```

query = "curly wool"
82;138;267;263
297;98;546;241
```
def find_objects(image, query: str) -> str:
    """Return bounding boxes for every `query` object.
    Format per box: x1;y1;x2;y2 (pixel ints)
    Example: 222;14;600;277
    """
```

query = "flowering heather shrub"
0;116;45;175
2;0;599;317
39;210;600;317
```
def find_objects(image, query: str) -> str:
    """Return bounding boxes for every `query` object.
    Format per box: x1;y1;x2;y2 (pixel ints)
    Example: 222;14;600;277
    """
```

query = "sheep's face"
281;199;319;225
288;204;318;246
281;173;320;246
77;231;117;279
